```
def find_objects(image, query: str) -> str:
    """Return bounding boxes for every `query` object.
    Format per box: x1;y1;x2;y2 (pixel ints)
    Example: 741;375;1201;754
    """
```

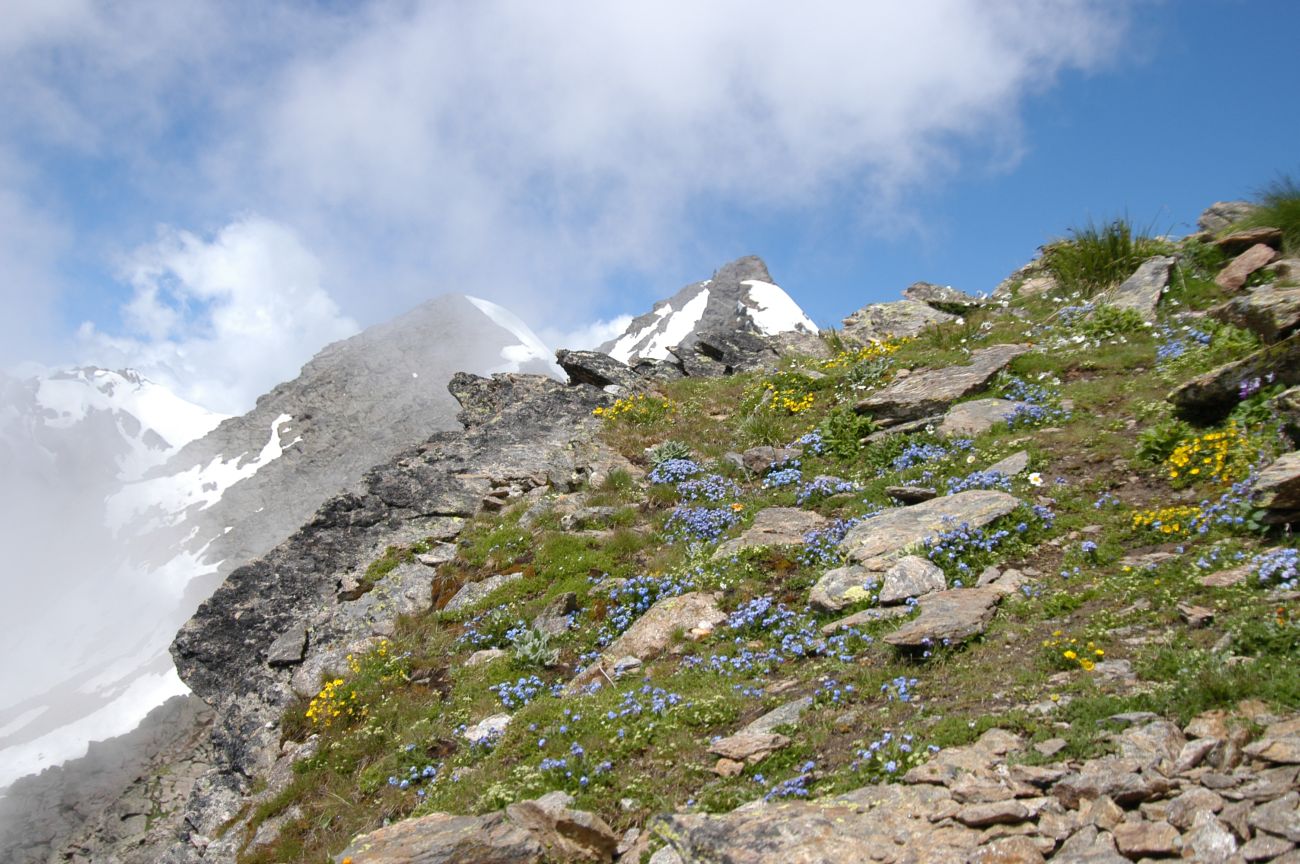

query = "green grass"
1042;217;1173;297
1230;174;1300;256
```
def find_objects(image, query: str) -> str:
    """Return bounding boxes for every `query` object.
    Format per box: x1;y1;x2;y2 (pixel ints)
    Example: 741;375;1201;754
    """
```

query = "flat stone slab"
1217;243;1280;291
1211;285;1300;342
1107;255;1173;322
841;299;957;343
267;624;308;667
937;398;1025;437
708;731;790;763
841;490;1022;566
857;344;1030;422
877;555;947;605
985;451;1030;477
713;507;827;560
883;587;1003;648
820;605;913;633
1215;226;1283;252
742;696;813;735
902;281;983;313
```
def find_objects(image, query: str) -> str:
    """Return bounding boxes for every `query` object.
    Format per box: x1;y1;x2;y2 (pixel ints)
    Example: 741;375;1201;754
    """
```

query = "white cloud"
78;217;358;414
541;315;636;353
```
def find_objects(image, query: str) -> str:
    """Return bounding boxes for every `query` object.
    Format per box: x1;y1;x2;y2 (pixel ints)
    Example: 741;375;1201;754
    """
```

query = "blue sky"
2;1;1297;413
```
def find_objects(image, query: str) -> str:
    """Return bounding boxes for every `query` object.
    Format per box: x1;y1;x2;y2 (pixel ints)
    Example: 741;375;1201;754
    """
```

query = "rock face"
599;256;817;364
1211;285;1300;342
902;281;984;313
555;349;641;390
883;586;1004;647
1107;255;1173;321
1169;332;1300;421
856;344;1029;423
841;299;957;343
164;372;629;859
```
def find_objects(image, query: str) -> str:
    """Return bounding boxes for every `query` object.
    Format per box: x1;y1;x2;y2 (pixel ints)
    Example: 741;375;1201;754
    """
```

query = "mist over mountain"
0;293;563;789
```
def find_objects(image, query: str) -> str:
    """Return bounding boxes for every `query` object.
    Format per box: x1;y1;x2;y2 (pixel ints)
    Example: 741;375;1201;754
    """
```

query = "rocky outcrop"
1169;332;1300;422
1255;451;1300;523
161;373;628;860
902;281;984;313
841;299;957;343
856;344;1029;423
712;506;827;559
938;398;1026;437
1198;200;1257;233
555;349;641;390
569;592;725;691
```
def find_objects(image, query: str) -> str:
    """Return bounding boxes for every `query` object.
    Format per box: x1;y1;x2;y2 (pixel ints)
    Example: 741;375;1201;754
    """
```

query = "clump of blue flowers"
596;572;696;645
796;475;858;505
677;473;741;503
1253;547;1298;590
944;469;1012;495
649;458;701;485
764;466;803;488
665;505;740;544
490;674;559;709
798;516;864;567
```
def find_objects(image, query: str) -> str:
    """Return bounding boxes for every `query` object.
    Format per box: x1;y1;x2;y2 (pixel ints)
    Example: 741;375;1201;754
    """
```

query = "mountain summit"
600;256;818;363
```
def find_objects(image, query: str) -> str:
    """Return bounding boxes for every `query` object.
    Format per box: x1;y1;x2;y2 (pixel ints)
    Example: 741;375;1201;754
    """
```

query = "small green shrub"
817;406;876;459
1135;417;1195;464
510;627;559;667
647;440;692;467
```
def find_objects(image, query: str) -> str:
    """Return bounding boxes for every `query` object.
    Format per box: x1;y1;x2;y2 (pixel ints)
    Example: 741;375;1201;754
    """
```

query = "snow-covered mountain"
0;294;560;789
601;255;818;363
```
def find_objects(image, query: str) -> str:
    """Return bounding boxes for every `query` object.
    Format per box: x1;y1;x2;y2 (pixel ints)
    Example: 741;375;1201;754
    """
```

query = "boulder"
504;792;620;862
1255;451;1300;514
820;605;912;632
1275;386;1300;445
266;625;308;668
1210;285;1300;342
841;299;957;343
883;587;1003;648
1198;200;1257;233
902;281;984;313
568;592;724;690
877;555;948;605
938;399;1027;437
463;713;512;746
1106;255;1174;322
741;696;813;735
532;592;578;637
1169;332;1300;422
885;485;938;504
555;349;640;390
333;811;543;864
856;344;1030;423
712;507;827;560
1216;243;1280;291
707;731;790;763
985;451;1030;477
739;444;802;474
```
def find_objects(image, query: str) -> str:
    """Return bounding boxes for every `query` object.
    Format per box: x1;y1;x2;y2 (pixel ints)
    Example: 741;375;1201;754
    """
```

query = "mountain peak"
600;256;817;364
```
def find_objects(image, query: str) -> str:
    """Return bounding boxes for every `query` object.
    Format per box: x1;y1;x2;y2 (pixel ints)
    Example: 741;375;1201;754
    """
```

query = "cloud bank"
1;0;1125;408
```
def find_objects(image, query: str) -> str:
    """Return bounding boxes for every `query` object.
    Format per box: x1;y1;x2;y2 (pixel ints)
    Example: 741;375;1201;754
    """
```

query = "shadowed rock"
1107;255;1173;321
1216;243;1279;291
1169;332;1300;422
1210;285;1300;342
841;299;957;343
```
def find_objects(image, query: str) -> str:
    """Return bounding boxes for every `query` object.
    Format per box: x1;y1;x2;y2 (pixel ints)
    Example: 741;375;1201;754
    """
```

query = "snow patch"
0;706;47;741
740;280;818;335
465;296;562;377
107;413;296;533
608;288;711;363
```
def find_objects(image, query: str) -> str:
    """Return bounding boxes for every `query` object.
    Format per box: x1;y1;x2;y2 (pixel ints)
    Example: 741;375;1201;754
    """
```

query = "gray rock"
857;344;1030;423
463;713;512;746
739;444;802;474
954;799;1031;827
559;506;619;531
1255;450;1300;514
841;490;1022;566
712;507;827;560
416;543;458;567
1111;820;1181;858
1170;332;1300;422
841;299;958;343
820;604;913;632
532;592;578;637
708;732;790;763
902;281;984;313
1217;242;1281;291
1053;825;1128;864
877;555;948;605
555;349;640;390
568;592;724;691
1184;811;1238;864
985;451;1030;477
1276;387;1300;446
1210;285;1300;342
1241;833;1296;860
885;485;938;503
504;792;620;862
443;571;524;612
1249;792;1300;842
883;587;1003;648
938;398;1026;437
466;648;508;667
1107;255;1174;321
742;697;813;736
1198;200;1257;233
266;625;308;667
